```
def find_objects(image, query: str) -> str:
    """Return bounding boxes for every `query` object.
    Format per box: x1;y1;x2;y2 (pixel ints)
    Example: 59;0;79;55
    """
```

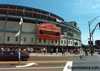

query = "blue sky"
0;0;100;45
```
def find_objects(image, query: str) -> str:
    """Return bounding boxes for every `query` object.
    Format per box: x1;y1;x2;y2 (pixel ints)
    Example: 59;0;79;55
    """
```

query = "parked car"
0;51;29;61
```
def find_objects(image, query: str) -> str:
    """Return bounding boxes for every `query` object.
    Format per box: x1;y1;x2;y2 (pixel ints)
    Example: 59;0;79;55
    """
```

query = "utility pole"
88;16;100;56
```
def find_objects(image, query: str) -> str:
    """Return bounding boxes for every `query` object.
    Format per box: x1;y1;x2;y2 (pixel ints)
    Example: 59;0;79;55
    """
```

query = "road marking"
16;63;38;67
63;61;73;71
0;67;64;70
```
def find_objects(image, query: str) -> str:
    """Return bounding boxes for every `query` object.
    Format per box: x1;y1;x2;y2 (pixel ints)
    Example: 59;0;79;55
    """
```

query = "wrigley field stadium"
0;4;81;52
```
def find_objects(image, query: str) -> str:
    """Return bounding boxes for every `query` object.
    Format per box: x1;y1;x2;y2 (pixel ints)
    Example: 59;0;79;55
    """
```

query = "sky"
0;0;100;45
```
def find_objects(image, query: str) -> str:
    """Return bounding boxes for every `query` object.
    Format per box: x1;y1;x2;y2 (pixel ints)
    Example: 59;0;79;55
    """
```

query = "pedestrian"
79;48;83;60
90;48;94;56
56;48;58;55
43;48;46;55
27;48;30;53
62;48;64;55
30;48;33;53
50;48;53;55
7;48;10;53
1;48;4;53
84;48;88;56
40;48;42;53
23;48;27;53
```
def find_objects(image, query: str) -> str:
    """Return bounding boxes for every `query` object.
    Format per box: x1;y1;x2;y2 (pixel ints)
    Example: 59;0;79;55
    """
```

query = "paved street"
0;61;100;71
0;53;100;71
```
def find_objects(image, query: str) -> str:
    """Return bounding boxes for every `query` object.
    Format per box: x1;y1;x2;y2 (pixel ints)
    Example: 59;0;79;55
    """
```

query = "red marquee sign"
38;23;61;40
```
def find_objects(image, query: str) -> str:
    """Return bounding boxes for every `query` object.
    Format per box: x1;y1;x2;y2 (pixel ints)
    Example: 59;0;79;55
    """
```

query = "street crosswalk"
63;61;73;71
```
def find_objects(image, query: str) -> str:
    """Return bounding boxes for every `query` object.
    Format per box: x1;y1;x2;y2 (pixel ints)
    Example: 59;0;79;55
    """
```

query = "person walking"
50;48;53;55
90;48;94;56
56;48;58;55
84;48;88;56
79;48;84;60
62;48;64;55
43;48;46;55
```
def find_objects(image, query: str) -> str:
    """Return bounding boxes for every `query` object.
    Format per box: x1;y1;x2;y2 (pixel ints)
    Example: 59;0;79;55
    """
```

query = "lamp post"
88;16;100;56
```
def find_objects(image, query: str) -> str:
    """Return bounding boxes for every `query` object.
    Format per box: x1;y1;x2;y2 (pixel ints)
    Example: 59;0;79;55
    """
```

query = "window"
51;40;53;43
64;40;66;44
24;37;26;42
8;7;16;15
61;40;63;44
55;40;57;43
7;36;10;41
39;39;41;43
0;8;7;14
44;39;46;43
69;41;70;44
16;37;18;42
31;38;34;42
67;32;73;37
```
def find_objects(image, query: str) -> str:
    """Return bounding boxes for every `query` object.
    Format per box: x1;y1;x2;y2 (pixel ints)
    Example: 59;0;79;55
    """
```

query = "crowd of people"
0;48;33;54
0;47;93;56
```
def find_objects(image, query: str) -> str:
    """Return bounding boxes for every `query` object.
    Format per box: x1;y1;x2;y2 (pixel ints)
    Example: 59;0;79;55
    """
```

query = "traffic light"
98;22;100;28
88;41;93;45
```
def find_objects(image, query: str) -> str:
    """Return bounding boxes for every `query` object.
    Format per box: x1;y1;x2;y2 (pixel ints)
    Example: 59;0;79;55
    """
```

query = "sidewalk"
29;52;100;57
29;53;84;57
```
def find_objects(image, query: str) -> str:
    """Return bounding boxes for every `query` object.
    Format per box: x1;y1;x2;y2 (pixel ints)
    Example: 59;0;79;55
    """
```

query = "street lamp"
88;16;100;56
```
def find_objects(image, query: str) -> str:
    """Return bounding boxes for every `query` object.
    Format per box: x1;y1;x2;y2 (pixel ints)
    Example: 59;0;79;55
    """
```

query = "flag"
15;31;20;37
19;17;23;25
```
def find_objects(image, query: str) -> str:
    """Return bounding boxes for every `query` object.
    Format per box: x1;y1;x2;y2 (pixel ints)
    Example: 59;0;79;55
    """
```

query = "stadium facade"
0;4;81;51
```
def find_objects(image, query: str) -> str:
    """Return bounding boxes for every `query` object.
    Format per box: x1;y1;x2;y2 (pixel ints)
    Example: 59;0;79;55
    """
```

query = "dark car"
0;51;29;61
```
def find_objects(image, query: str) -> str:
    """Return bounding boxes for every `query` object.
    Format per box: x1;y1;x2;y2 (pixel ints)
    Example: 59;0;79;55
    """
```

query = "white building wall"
67;38;74;46
0;21;5;30
78;41;81;47
1;21;36;44
36;39;48;45
6;21;36;32
49;40;59;46
22;23;36;32
3;32;35;45
21;33;35;45
36;39;59;46
6;21;19;31
4;32;19;44
60;39;67;46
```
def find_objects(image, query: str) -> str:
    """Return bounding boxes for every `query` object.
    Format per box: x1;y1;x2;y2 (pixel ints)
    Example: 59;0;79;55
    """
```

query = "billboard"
38;23;61;40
